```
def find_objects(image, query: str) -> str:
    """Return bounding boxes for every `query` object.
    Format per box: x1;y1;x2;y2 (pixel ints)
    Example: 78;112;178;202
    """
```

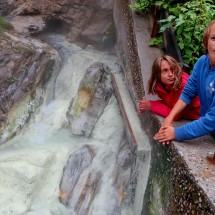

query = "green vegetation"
0;16;13;33
130;0;153;13
130;0;177;12
130;0;215;67
149;36;163;47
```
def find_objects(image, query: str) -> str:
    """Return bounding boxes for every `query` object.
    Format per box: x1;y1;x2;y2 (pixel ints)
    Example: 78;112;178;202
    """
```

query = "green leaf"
167;15;176;22
183;32;192;39
176;26;183;35
149;36;163;47
184;48;193;58
178;41;184;50
133;0;215;68
159;23;172;32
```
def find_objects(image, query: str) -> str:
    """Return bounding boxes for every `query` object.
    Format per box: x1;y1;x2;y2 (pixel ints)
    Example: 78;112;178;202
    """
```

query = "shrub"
160;0;215;66
130;0;215;67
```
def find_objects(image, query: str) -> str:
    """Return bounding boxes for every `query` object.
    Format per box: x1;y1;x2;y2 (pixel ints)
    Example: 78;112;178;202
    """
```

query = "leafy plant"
130;0;215;67
129;0;180;13
149;36;163;47
129;0;153;14
159;0;215;66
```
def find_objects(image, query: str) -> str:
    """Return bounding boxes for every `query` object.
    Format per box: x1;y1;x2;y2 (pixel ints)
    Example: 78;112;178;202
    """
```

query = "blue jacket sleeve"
179;62;199;105
175;96;215;140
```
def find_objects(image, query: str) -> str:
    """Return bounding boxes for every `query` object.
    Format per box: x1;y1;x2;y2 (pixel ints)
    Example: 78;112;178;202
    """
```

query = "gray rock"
59;145;97;207
67;62;113;137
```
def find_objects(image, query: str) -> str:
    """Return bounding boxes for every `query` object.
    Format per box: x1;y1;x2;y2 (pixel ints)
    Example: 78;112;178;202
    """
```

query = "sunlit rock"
67;62;113;137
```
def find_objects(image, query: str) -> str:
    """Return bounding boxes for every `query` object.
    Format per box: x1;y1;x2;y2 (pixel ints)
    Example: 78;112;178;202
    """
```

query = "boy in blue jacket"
154;20;215;143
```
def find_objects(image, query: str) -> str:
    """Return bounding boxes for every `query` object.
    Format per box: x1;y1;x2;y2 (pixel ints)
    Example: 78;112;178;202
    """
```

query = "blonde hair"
202;20;215;51
148;55;182;94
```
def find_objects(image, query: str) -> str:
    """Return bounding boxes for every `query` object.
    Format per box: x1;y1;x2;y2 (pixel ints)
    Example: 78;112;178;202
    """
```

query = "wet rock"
68;171;102;215
0;32;59;136
112;136;134;210
116;138;133;170
59;145;97;209
78;9;116;50
9;15;45;35
67;62;113;137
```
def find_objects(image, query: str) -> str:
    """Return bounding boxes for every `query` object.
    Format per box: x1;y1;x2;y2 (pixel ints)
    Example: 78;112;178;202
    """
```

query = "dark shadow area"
40;18;70;35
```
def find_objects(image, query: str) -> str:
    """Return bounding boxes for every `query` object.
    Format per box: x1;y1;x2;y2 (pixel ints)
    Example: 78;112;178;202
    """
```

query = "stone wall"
113;0;144;105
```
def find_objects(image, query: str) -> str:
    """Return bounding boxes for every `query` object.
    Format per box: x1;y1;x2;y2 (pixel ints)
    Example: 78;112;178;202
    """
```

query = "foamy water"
0;37;128;215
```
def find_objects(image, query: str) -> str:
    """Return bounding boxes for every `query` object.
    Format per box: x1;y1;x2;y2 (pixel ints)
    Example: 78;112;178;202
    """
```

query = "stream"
0;34;139;215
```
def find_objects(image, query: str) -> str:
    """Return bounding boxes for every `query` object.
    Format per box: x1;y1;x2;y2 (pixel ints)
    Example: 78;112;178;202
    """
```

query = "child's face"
160;60;175;86
208;23;215;68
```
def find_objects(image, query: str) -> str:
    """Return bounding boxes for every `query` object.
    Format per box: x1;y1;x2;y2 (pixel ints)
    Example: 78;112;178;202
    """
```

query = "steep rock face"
0;0;115;140
0;32;60;133
2;0;115;49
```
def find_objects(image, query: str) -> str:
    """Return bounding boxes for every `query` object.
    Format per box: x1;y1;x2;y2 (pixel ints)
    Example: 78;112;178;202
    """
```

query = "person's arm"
154;126;176;143
174;96;215;140
162;99;187;126
139;99;177;117
138;99;151;113
152;99;187;143
154;59;201;143
155;95;215;142
149;100;172;117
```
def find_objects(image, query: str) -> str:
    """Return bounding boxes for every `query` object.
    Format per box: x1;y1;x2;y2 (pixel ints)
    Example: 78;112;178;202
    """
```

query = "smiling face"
160;60;175;86
207;23;215;68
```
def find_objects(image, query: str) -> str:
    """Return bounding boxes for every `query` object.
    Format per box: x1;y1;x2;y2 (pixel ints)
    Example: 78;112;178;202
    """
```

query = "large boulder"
0;32;60;138
67;62;113;137
59;145;102;215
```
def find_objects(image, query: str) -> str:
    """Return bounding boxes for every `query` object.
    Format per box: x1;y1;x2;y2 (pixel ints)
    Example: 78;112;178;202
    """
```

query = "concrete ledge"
171;120;215;207
140;112;215;213
112;73;151;153
112;72;152;215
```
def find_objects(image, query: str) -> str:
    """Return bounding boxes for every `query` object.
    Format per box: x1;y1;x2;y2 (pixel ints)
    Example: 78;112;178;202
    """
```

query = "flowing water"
0;34;139;215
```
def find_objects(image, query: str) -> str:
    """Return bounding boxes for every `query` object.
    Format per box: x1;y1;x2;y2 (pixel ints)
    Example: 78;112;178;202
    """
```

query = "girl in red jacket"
138;55;200;120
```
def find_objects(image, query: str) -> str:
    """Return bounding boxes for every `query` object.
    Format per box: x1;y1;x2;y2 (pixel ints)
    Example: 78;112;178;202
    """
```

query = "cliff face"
2;0;114;47
0;0;114;140
0;31;59;134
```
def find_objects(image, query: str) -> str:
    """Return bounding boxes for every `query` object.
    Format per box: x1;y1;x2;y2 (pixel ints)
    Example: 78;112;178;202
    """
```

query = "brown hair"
202;20;215;51
148;55;182;94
